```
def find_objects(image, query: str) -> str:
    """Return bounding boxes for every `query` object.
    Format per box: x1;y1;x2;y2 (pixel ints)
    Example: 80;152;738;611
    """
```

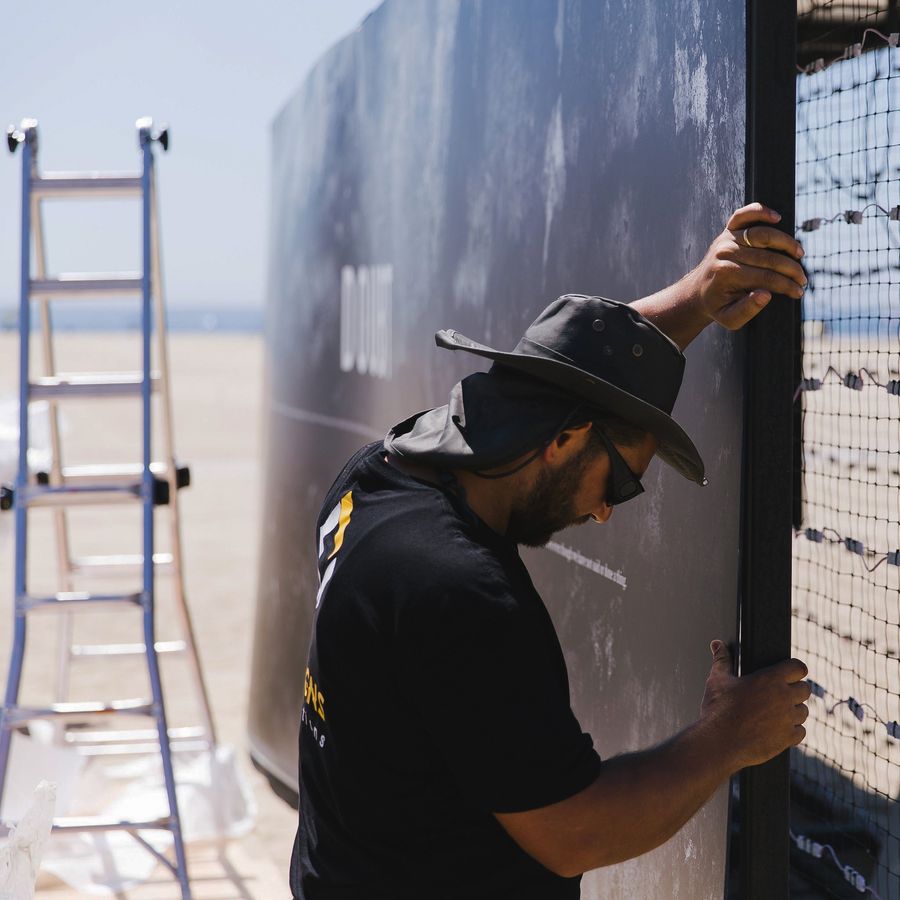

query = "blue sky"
0;1;381;309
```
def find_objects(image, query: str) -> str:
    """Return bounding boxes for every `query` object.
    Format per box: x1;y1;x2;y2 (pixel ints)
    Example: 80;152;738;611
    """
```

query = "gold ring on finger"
741;227;756;248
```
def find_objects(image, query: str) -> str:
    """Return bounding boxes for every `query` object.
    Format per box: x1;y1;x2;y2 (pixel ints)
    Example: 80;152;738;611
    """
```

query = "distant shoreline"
0;305;263;333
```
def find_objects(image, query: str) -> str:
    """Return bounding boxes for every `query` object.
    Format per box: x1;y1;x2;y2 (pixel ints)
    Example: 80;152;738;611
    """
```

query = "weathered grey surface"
250;1;745;896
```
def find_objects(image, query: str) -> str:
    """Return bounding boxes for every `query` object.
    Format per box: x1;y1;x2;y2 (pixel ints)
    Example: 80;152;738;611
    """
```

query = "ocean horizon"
0;304;263;333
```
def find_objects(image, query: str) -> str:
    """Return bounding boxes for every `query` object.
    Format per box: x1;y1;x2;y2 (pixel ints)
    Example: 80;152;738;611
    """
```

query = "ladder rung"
3;698;155;726
52;815;174;833
72;739;211;757
18;483;142;508
29;273;143;298
32;172;142;199
29;371;158;400
64;725;204;746
36;462;190;506
45;463;151;485
18;591;143;612
63;725;210;758
12;462;188;509
40;461;180;486
70;553;175;577
71;640;186;658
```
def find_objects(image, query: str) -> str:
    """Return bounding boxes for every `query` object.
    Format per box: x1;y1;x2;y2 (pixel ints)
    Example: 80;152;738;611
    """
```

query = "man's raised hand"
690;202;807;332
629;202;808;350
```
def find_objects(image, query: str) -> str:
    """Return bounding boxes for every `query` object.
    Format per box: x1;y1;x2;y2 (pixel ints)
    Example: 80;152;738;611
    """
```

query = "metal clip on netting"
804;679;900;742
791;829;882;898
807;679;827;698
846;697;865;721
799;205;900;233
794;367;900;401
798;527;900;573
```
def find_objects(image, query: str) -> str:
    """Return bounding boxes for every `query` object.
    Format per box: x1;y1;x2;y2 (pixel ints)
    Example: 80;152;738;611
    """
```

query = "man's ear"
557;421;592;447
545;422;591;460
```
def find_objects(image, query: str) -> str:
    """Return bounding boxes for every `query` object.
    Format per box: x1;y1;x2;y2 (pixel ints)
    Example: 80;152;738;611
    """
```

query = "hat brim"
435;329;706;485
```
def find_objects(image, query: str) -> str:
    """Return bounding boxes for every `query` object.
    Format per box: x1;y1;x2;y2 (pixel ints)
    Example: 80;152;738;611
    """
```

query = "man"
291;204;811;899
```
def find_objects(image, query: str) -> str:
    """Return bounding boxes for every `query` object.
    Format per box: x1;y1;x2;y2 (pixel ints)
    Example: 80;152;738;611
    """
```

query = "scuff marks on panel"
673;0;710;135
542;97;567;278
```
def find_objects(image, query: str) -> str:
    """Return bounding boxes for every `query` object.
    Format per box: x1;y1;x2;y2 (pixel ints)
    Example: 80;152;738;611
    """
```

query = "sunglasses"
593;430;645;506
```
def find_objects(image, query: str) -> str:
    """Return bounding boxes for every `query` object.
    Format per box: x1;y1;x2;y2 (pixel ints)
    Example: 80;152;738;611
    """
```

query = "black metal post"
738;0;797;898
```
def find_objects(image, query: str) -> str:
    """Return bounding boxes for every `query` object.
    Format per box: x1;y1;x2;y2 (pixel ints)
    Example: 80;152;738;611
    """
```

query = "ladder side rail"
139;130;190;899
0;127;36;813
33;198;77;540
150;169;217;748
33;207;75;562
32;191;79;706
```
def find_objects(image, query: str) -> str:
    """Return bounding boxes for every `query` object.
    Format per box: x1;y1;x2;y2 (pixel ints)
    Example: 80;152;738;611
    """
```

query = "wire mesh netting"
791;2;900;898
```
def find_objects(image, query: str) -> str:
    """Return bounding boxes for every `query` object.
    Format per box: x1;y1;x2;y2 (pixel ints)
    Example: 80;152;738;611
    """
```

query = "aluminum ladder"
0;118;216;899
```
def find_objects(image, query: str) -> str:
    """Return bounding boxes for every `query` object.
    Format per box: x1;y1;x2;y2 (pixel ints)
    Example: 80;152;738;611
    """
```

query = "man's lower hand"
700;639;811;773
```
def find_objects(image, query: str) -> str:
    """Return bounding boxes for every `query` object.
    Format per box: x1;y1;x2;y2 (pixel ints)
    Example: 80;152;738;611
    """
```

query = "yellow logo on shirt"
304;667;326;721
316;490;354;608
328;491;354;560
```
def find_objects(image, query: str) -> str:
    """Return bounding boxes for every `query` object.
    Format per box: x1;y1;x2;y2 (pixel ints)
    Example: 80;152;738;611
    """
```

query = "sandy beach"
0;331;297;898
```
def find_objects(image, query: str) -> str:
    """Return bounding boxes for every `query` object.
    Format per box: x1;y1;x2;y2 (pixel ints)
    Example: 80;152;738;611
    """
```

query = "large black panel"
250;2;746;895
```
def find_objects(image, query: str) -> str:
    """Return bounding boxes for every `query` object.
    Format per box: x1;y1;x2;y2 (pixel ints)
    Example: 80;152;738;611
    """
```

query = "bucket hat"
386;294;706;485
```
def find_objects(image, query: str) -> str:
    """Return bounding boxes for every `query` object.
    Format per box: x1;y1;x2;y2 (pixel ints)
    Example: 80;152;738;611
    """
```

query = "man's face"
505;432;657;547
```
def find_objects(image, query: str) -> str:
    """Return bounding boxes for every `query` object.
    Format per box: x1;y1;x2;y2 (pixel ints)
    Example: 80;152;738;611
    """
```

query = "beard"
504;445;597;547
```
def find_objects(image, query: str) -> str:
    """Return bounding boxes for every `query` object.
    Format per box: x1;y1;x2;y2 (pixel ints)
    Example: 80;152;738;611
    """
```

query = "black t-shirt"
291;442;603;900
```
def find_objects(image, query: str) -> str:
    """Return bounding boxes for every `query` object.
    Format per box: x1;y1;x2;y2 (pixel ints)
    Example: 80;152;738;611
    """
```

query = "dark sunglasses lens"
599;431;644;506
609;480;640;505
620;480;639;498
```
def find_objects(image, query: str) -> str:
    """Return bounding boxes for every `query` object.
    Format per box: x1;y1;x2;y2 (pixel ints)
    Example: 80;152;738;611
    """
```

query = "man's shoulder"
319;443;529;602
383;514;530;624
352;492;522;605
321;447;481;551
317;441;384;522
356;488;503;578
